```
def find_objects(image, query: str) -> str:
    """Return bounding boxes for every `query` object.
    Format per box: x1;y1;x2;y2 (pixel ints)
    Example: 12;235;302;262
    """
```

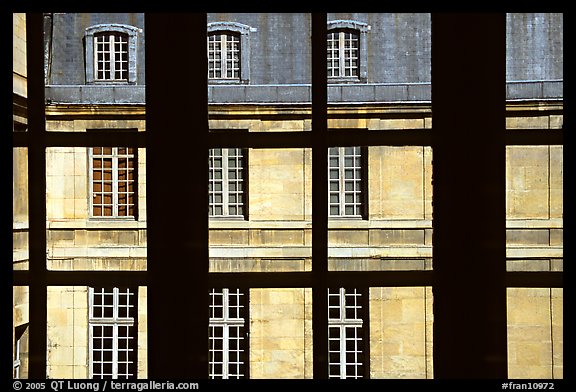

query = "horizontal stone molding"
48;246;146;258
506;246;563;258
45;81;562;105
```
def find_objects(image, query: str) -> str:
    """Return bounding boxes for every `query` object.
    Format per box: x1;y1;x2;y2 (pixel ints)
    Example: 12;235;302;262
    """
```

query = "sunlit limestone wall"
370;287;433;378
249;288;313;378
506;109;563;379
507;288;563;379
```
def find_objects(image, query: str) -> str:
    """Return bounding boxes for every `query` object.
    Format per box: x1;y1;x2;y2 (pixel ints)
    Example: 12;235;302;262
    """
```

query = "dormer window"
207;22;255;84
85;24;141;84
327;20;370;83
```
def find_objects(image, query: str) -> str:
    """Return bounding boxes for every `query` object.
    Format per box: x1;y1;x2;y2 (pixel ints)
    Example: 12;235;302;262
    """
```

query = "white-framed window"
207;22;255;83
327;29;359;78
90;147;136;218
328;287;365;379
327;20;370;82
89;287;136;379
329;146;365;217
209;288;247;379
209;148;246;218
94;32;128;81
208;32;240;80
84;24;141;84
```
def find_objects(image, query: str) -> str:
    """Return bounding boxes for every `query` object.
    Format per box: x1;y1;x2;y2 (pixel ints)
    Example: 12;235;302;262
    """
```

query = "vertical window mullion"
109;34;116;79
112;148;119;217
338;32;344;76
339;288;346;379
339;147;345;215
222;288;230;378
112;324;119;379
220;35;227;79
222;149;230;215
89;148;94;216
339;325;347;379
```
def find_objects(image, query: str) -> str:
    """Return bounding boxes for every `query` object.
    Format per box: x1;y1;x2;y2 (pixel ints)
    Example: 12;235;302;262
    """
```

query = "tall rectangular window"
327;30;359;78
208;33;240;80
209;148;246;217
209;288;247;379
90;147;136;218
94;33;128;81
328;288;365;379
329;147;365;217
89;287;137;379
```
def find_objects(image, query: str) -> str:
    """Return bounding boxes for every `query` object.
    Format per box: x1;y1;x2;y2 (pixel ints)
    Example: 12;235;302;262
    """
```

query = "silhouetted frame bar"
26;12;48;379
432;13;508;378
145;13;209;378
311;12;329;380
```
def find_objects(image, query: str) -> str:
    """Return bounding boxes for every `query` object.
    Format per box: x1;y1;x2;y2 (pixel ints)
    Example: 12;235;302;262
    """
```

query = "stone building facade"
13;12;563;379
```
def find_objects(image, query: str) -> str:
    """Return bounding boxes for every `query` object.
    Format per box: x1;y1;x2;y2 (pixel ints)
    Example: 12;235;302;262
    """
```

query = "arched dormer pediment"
207;21;257;35
85;23;142;37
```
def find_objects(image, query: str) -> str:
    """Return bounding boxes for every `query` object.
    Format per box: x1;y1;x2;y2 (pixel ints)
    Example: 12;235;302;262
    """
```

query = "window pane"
45;147;146;272
209;148;312;273
506;146;563;272
329;146;433;272
327;13;431;130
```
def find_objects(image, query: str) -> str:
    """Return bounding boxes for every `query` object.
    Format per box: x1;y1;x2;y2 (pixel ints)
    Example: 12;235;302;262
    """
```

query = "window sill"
47;219;146;230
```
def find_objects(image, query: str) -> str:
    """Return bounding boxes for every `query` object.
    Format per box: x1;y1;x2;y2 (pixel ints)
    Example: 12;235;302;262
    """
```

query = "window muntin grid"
89;287;136;379
208;32;240;80
94;32;129;81
209;288;246;379
90;147;136;218
327;29;359;78
328;288;365;379
329;147;364;217
209;148;245;217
